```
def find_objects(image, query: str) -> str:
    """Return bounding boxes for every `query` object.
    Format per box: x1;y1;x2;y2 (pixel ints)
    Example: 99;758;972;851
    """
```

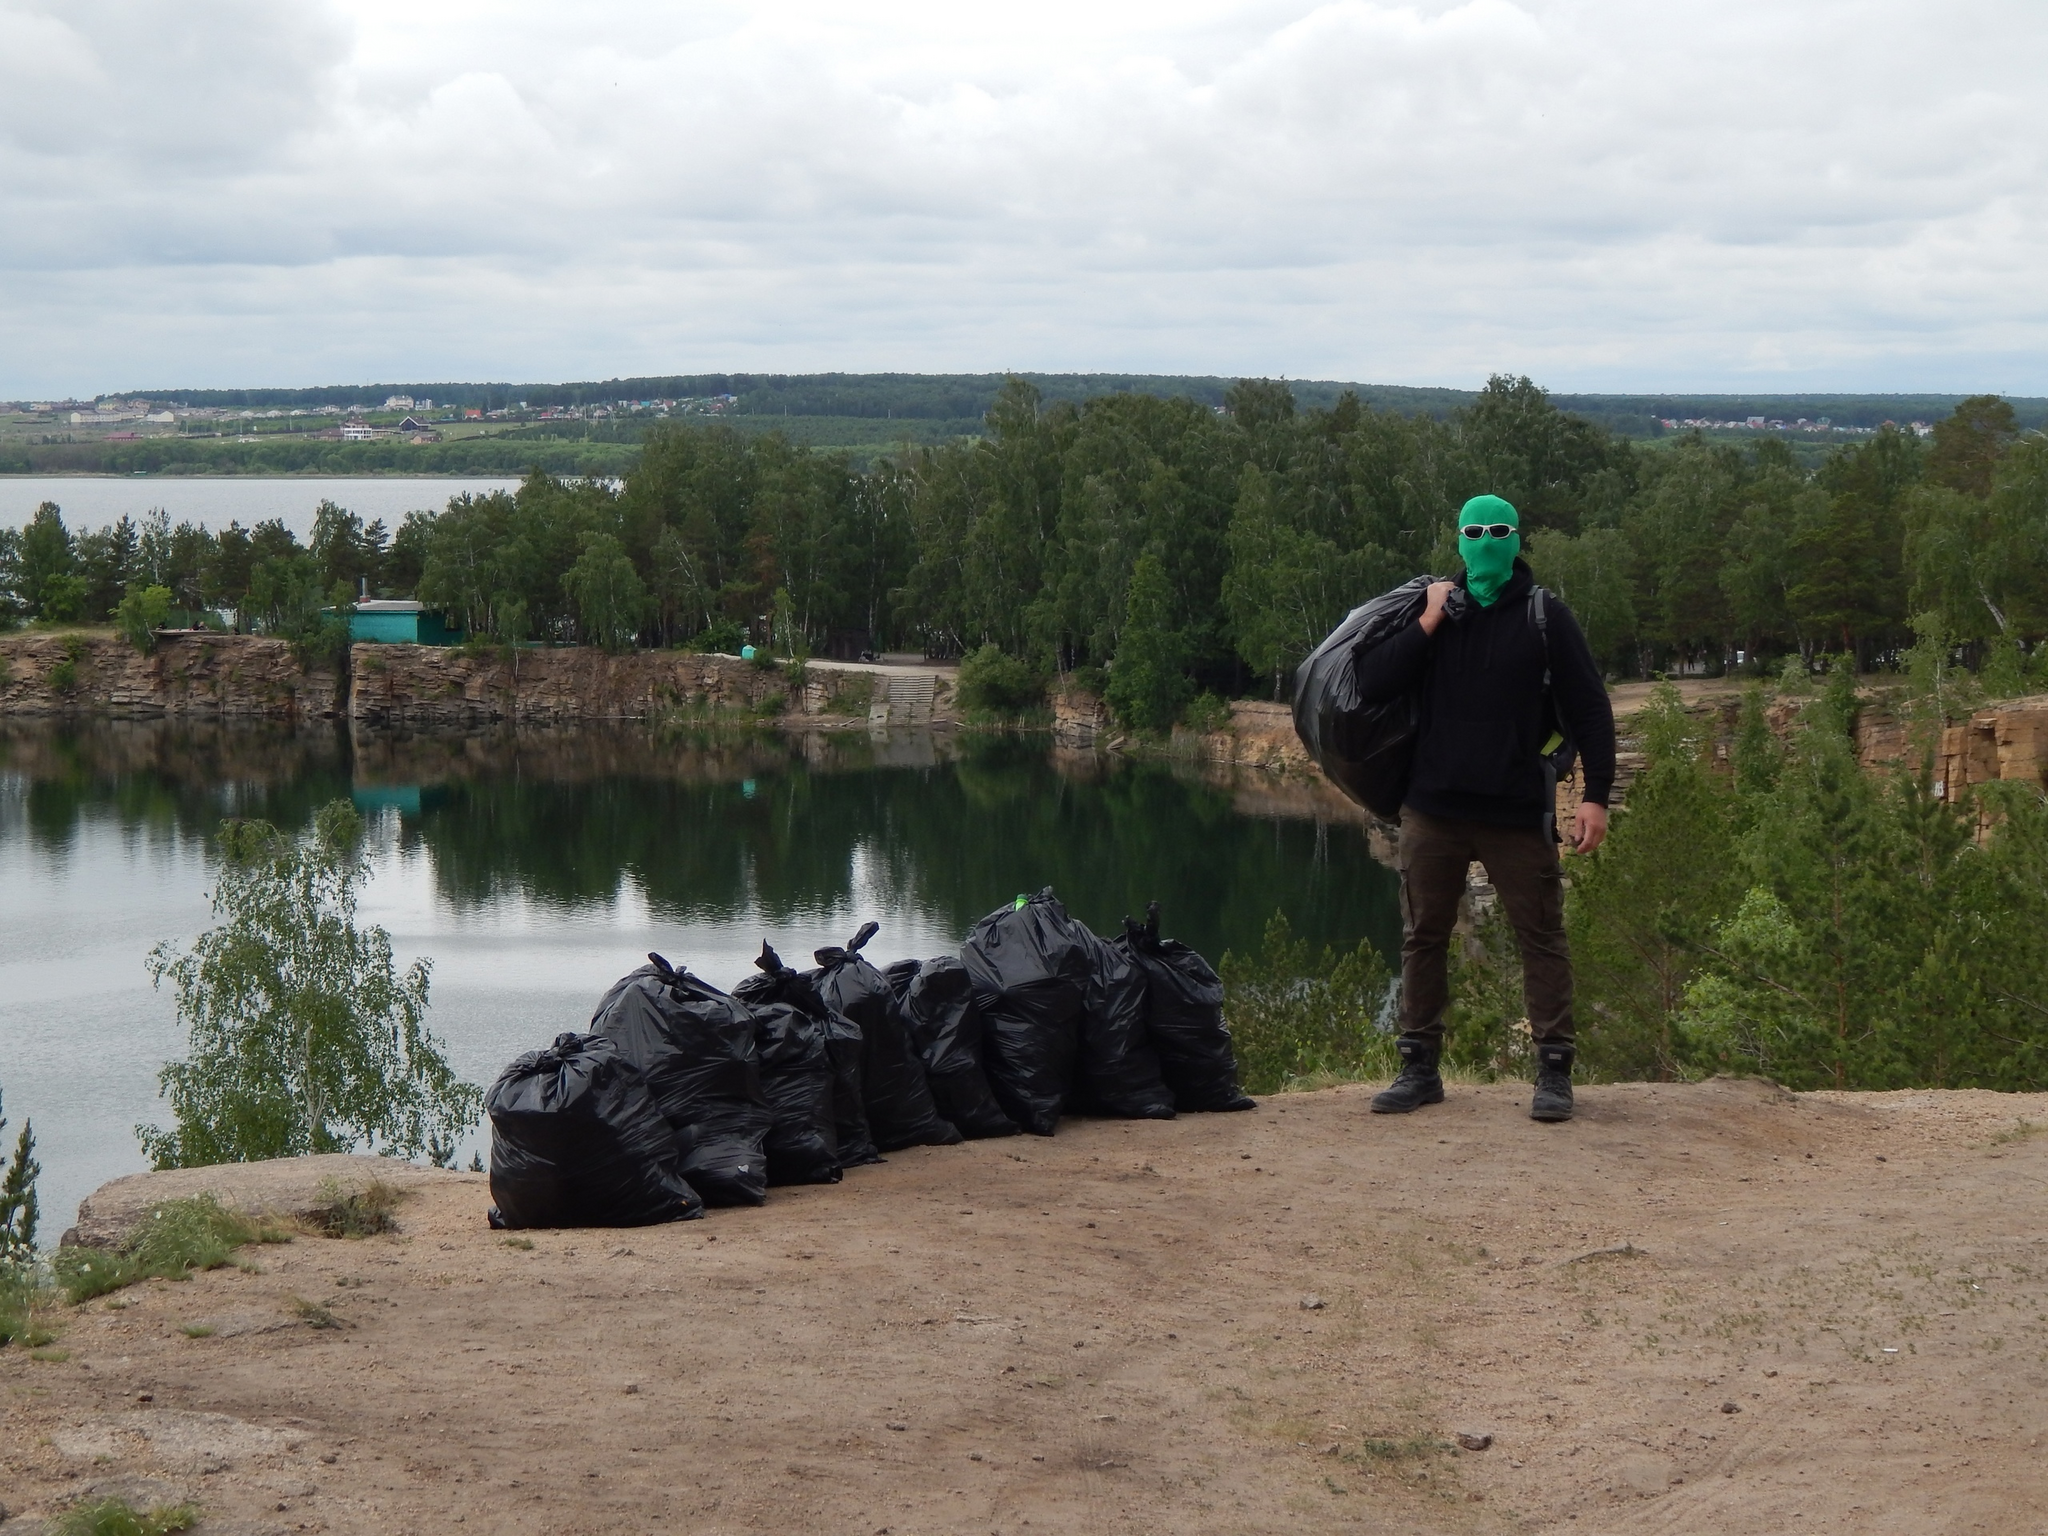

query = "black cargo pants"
1395;806;1574;1045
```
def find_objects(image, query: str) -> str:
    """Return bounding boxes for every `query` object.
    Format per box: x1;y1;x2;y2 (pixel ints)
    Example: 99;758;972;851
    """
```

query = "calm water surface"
0;477;522;541
0;720;1397;1232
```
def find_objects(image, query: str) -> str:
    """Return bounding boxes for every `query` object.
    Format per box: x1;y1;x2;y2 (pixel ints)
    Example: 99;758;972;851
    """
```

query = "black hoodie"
1351;558;1616;829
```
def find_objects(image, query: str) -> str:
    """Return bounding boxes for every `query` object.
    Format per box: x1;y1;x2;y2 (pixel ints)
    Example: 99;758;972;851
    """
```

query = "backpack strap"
1528;585;1576;844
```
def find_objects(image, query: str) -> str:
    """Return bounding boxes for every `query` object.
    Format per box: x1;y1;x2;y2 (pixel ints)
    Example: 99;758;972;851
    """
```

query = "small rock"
135;1392;153;1403
1456;1432;1494;1451
1299;1295;1325;1311
623;1383;640;1394
1720;1401;1741;1414
321;1453;339;1464
970;1452;984;1461
887;1422;908;1432
1032;1454;1045;1462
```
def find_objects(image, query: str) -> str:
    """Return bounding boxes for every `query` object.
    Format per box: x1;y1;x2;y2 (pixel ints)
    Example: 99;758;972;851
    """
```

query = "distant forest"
8;375;2044;730
92;369;2048;437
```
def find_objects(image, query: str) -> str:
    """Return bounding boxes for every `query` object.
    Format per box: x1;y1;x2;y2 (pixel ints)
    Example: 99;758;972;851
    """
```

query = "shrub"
1220;911;1396;1093
681;618;746;654
51;1195;293;1303
1179;691;1231;735
115;584;174;655
957;644;1042;714
1067;664;1107;697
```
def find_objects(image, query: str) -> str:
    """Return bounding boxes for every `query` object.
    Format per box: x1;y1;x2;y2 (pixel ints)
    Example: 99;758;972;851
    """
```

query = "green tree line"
0;499;416;644
10;380;2047;722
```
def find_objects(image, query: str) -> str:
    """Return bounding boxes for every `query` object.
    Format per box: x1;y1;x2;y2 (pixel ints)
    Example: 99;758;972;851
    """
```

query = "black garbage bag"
1121;903;1256;1112
486;1032;704;1230
890;956;1019;1139
1291;574;1433;819
1073;926;1175;1119
729;944;842;1186
588;953;771;1207
734;944;882;1168
959;888;1093;1136
811;921;961;1151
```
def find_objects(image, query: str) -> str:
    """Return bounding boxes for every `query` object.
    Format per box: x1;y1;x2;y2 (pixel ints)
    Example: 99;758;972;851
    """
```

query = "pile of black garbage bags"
484;890;1255;1228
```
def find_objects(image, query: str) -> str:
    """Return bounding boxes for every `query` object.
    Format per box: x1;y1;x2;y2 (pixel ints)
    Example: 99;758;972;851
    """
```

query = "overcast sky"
2;0;2044;398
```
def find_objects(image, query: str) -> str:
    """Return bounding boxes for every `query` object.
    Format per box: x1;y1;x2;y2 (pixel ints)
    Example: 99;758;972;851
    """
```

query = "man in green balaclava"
1351;493;1618;1122
1457;493;1521;606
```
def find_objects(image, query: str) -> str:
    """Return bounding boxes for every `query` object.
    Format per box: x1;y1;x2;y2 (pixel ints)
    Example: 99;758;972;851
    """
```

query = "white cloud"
1;0;2045;395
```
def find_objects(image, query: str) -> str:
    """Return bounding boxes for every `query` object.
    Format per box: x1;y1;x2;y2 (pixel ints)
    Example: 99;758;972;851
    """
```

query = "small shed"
350;599;463;645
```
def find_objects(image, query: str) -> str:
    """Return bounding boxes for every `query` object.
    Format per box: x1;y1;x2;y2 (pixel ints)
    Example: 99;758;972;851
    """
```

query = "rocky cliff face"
0;633;887;726
0;632;341;718
348;644;811;726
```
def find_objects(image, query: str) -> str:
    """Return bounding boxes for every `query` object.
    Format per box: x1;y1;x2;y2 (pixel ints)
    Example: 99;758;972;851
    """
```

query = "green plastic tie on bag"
1014;894;1028;910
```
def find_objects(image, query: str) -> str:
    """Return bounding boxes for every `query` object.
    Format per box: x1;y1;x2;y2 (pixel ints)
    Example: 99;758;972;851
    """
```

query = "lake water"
0;720;1398;1234
0;477;523;542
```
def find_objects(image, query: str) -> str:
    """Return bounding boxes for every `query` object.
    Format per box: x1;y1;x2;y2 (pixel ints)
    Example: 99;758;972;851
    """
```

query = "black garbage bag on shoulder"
1291;575;1434;819
1121;903;1256;1112
890;956;1018;1139
959;888;1093;1136
1073;926;1175;1119
729;944;842;1186
486;1031;704;1230
588;954;771;1207
811;922;961;1151
734;944;882;1168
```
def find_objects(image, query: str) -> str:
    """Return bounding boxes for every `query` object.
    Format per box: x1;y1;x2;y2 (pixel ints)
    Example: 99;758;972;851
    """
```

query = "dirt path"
7;1078;2048;1535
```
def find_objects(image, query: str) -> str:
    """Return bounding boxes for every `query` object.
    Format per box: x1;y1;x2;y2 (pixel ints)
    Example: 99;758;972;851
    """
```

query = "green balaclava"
1457;494;1521;607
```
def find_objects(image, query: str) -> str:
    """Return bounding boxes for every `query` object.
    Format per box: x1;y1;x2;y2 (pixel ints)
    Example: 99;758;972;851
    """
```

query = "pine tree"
0;1089;39;1272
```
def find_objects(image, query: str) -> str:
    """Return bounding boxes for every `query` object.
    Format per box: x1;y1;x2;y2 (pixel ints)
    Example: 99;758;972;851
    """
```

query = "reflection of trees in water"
0;721;1398;963
0;719;351;855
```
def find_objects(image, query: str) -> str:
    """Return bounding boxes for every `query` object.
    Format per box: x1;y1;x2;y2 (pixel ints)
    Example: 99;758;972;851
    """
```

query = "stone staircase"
868;670;939;727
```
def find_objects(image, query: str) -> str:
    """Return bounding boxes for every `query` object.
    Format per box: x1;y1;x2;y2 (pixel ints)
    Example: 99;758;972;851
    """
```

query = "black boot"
1371;1036;1445;1115
1530;1041;1575;1122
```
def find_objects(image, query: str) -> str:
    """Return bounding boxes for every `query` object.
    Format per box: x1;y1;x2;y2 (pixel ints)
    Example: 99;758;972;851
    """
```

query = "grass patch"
308;1177;405;1238
179;1322;217;1338
502;1236;535;1251
51;1196;293;1303
31;1345;72;1361
1;1273;61;1348
654;698;771;739
290;1295;342;1329
49;1496;201;1536
1343;1434;1451;1464
824;672;874;714
1990;1118;2043;1146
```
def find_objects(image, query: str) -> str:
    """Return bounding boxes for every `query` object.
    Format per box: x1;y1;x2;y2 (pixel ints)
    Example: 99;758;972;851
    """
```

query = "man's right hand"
1418;580;1456;636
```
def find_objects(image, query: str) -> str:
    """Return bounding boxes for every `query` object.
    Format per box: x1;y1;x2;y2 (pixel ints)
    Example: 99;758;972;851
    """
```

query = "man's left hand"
1570;801;1608;855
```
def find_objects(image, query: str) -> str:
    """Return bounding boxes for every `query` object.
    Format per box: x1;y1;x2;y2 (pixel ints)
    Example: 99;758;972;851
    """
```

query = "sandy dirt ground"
6;1077;2048;1535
